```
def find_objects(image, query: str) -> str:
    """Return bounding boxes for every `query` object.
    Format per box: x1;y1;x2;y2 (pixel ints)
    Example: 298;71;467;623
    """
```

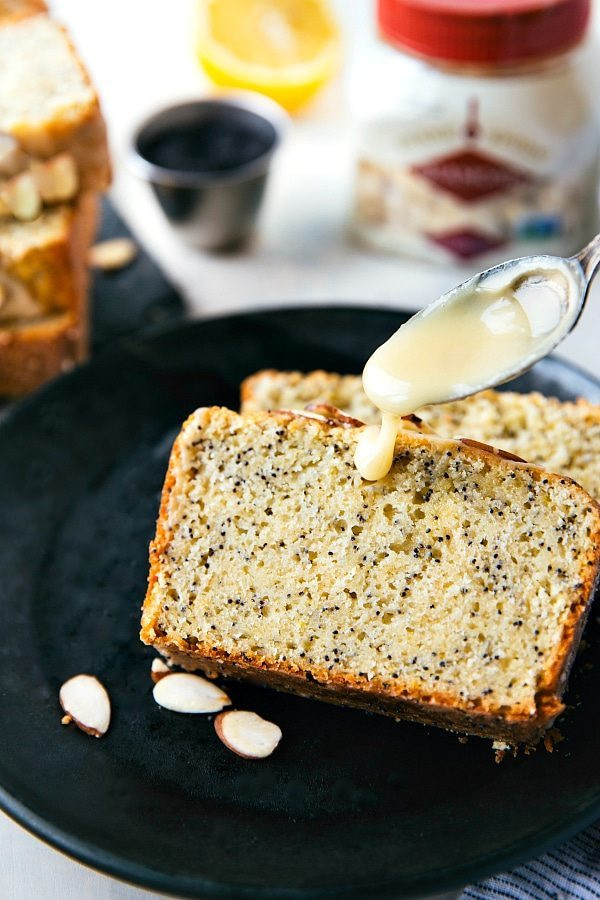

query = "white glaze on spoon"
355;257;578;481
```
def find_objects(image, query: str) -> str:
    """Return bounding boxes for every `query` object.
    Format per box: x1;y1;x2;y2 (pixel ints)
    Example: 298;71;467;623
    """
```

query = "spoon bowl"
423;253;584;395
442;232;600;392
355;232;600;481
365;232;600;414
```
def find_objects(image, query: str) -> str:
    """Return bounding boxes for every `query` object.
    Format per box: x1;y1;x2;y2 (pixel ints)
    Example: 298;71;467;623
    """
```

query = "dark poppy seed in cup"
141;111;276;174
129;95;288;250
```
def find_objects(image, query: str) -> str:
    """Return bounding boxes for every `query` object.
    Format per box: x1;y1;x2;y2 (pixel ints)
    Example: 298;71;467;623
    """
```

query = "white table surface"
2;1;600;897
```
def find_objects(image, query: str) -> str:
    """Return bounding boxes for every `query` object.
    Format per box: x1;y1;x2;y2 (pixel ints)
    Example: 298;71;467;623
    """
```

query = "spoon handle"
575;232;600;283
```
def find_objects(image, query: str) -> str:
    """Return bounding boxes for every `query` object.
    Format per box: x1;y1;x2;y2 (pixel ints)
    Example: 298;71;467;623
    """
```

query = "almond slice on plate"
152;672;230;713
150;658;171;683
214;710;282;759
59;674;111;738
89;237;137;271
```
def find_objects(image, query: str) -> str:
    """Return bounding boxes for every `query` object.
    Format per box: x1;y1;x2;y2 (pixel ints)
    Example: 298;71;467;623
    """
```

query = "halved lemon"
196;0;341;112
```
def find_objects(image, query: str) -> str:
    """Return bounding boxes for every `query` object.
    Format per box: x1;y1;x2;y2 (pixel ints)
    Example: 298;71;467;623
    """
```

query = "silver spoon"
365;231;600;410
356;234;600;482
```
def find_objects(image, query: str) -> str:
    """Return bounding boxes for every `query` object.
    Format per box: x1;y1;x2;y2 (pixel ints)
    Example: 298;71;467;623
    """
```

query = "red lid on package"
377;0;591;65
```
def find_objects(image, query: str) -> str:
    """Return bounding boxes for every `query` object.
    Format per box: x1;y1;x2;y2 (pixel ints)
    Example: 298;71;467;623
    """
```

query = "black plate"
1;307;600;900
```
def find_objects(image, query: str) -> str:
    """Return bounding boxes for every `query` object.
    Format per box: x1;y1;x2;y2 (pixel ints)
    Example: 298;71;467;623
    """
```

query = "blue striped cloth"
464;822;600;898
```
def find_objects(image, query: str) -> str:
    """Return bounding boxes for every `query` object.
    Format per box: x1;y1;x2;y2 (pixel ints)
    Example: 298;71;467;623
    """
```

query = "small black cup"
130;94;288;250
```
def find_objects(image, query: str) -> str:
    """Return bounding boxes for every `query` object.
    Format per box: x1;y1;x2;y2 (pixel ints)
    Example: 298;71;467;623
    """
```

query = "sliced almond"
32;152;78;202
0;273;40;320
152;672;230;713
304;404;365;428
0;134;27;177
150;657;171;683
214;710;282;759
401;413;435;435
459;437;526;463
89;238;137;271
59;674;111;738
1;172;41;221
285;408;328;422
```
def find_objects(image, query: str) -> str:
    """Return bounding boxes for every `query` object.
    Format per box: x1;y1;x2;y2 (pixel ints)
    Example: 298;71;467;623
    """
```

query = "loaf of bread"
0;11;110;212
241;370;600;502
141;406;600;745
0;3;109;394
0;192;97;395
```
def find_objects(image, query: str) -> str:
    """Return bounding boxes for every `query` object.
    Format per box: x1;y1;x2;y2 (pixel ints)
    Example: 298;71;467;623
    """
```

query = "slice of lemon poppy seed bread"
241;370;600;502
141;407;600;745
